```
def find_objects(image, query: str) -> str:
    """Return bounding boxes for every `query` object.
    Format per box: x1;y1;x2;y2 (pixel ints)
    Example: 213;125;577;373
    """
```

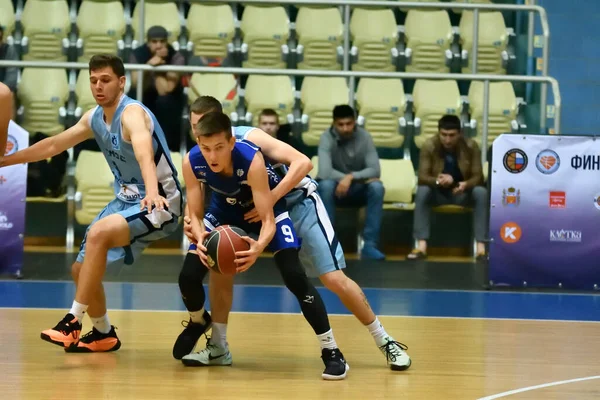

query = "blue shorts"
76;198;179;266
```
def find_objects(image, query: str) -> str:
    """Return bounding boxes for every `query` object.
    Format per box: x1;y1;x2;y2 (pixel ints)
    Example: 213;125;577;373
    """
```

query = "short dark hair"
89;54;125;78
438;115;461;132
258;108;279;121
332;105;355;120
190;96;223;116
195;112;232;139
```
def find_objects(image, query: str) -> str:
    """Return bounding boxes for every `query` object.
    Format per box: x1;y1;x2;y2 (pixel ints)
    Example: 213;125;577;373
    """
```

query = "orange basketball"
203;225;250;275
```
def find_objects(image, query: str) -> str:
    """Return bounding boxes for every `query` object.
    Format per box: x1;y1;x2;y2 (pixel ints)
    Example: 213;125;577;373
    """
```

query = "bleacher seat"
468;81;517;147
300;77;348;147
76;0;126;62
131;0;180;44
310;155;319;178
412;79;461;148
452;0;493;13
187;73;239;123
21;0;70;61
240;5;290;69
170;151;185;189
459;11;509;74
187;3;235;61
295;7;343;70
397;0;439;13
0;0;15;40
17;68;69;136
244;75;294;127
350;8;398;72
355;78;405;149
404;10;454;73
75;150;114;225
75;70;97;116
380;158;416;210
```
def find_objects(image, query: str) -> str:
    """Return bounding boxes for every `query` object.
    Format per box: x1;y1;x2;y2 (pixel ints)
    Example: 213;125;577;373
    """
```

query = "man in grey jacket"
317;105;385;261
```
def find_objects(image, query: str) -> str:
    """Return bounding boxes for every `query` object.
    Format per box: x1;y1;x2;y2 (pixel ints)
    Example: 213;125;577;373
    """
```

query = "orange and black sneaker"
64;326;121;353
40;313;82;348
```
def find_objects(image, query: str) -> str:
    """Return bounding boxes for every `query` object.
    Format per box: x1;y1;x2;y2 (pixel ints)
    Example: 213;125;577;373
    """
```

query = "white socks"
69;300;88;321
366;317;390;347
190;308;206;324
91;314;112;334
317;329;338;350
211;322;228;348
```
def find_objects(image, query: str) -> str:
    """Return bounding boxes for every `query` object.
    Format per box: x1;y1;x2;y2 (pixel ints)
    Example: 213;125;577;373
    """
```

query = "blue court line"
1;281;599;322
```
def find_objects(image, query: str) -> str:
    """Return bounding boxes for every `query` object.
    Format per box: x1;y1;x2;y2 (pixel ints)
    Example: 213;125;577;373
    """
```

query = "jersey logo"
236;169;244;177
226;197;237;205
111;133;120;151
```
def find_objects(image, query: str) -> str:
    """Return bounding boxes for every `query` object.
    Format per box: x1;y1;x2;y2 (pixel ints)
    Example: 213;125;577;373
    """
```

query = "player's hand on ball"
183;216;196;244
243;208;261;223
196;230;210;268
140;194;169;214
234;236;261;273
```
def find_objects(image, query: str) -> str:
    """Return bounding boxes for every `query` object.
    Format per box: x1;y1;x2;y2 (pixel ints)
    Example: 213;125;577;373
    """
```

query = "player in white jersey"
173;96;411;371
0;82;12;156
0;54;182;352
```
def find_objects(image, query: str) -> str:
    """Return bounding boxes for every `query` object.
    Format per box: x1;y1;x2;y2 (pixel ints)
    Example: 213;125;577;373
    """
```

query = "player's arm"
235;152;276;272
0;82;13;157
182;152;206;243
122;105;168;212
0;109;94;168
246;128;312;203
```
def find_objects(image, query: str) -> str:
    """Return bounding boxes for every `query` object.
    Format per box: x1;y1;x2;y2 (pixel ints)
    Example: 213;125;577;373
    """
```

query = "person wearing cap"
129;25;185;151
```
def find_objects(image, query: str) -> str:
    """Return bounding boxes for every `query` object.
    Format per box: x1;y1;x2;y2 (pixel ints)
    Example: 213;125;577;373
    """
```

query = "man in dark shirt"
407;115;488;260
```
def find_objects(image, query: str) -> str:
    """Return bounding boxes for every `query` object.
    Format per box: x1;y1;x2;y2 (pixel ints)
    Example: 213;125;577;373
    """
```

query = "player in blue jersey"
0;54;182;352
173;96;411;371
180;111;349;380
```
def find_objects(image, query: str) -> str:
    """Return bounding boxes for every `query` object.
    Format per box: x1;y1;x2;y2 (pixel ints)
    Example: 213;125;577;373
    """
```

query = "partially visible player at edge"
173;96;411;371
0;82;13;156
0;54;182;352
181;111;349;380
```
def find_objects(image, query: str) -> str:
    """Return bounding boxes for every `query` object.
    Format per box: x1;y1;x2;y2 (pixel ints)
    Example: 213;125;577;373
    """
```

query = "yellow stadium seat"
460;11;509;74
300;77;348;147
187;73;239;126
76;0;126;62
396;0;439;13
244;75;293;126
350;8;398;72
412;79;462;148
355;78;405;149
170;151;184;189
468;81;517;147
187;3;235;61
75;150;115;225
131;0;180;44
240;5;290;69
75;69;97;116
0;0;15;40
404;10;454;73
310;155;319;179
21;0;70;61
452;0;493;13
380;158;416;210
17;68;69;136
295;7;343;70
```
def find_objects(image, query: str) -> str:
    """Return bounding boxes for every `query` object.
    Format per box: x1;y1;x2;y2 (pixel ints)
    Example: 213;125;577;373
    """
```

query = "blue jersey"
89;95;182;215
232;126;317;207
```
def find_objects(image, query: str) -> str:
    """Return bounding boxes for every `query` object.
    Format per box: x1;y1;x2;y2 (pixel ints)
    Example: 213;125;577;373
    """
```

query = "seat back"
244;75;294;126
380;158;415;204
240;5;289;69
0;0;15;40
404;10;453;73
300;77;348;147
350;8;397;72
460;11;508;74
131;0;180;42
76;0;126;62
187;4;235;60
21;0;70;61
355;78;405;149
468;81;517;147
75;150;115;225
295;7;343;70
75;69;98;114
187;73;239;118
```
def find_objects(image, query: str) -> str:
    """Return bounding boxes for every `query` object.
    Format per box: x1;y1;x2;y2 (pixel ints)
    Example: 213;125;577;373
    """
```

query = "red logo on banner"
500;222;522;244
549;191;566;208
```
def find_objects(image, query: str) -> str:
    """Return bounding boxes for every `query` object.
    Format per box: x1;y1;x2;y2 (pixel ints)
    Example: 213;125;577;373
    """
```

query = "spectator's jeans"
413;185;488;242
317;179;385;248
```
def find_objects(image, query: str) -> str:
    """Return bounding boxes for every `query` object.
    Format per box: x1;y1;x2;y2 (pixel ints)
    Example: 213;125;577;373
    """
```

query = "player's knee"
71;262;82;283
209;272;234;297
178;253;208;291
275;249;311;295
319;270;349;295
85;223;114;248
367;180;385;199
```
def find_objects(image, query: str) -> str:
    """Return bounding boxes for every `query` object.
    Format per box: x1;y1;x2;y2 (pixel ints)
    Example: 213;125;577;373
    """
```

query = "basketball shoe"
64;326;121;353
321;348;349;380
172;310;213;359
379;337;411;371
181;338;232;367
40;313;82;348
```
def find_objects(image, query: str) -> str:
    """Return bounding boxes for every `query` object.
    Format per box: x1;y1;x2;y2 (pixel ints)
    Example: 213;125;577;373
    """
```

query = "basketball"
203;225;250;275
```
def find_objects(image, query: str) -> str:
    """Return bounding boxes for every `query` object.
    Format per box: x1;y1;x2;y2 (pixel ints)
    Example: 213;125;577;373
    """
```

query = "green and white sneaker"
181;338;233;367
379;337;411;371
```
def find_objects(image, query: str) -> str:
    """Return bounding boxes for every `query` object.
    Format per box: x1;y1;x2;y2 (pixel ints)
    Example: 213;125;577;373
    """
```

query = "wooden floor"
1;309;599;399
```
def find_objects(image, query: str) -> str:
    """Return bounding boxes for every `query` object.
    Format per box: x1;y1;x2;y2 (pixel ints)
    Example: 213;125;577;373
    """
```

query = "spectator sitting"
407;114;488;261
128;25;185;151
0;26;18;93
316;105;386;261
257;108;291;144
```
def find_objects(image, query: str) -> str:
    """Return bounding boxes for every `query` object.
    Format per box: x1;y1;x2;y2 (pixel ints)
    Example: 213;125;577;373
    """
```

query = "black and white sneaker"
379;337;411;371
172;310;212;359
321;348;349;380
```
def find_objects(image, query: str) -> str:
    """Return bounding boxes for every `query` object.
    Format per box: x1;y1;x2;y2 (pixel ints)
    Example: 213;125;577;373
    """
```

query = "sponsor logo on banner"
549;191;566;208
549;229;582;243
593;193;600;210
571;154;600;171
0;211;13;230
535;149;560;174
503;149;528;173
502;187;520;206
500;222;522;243
5;135;18;156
